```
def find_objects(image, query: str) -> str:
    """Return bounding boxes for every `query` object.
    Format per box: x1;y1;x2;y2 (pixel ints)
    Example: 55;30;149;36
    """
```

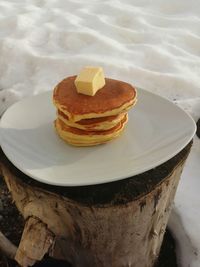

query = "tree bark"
0;142;192;267
0;231;17;259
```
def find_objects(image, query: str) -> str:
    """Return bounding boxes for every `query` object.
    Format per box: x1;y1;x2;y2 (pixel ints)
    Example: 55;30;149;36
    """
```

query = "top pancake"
53;76;137;122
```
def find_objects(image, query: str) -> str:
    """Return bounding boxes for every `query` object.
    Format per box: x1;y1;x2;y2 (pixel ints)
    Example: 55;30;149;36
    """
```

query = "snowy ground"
0;0;200;266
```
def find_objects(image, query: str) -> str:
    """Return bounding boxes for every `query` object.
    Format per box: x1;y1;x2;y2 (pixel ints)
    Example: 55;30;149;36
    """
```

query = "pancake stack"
53;76;137;146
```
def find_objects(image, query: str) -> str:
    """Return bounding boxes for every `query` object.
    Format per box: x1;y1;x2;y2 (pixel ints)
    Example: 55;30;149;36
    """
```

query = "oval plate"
0;89;196;186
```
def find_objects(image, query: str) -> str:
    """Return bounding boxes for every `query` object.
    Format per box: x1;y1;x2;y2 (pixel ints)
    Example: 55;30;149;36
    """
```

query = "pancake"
53;76;137;122
55;114;128;146
57;110;127;131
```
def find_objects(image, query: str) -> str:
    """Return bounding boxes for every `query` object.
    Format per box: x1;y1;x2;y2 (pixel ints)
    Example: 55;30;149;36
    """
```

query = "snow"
0;0;200;266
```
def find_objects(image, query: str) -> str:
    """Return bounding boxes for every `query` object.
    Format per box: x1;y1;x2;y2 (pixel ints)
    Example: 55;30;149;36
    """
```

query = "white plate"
0;90;196;186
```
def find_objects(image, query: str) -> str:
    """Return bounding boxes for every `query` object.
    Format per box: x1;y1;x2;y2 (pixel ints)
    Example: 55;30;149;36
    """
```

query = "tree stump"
0;142;192;267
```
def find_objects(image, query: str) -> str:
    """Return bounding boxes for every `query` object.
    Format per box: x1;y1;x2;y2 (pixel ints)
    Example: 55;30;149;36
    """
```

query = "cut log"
0;142;192;267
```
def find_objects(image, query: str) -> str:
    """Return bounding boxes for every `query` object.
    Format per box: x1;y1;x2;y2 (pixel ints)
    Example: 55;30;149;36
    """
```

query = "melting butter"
75;66;105;96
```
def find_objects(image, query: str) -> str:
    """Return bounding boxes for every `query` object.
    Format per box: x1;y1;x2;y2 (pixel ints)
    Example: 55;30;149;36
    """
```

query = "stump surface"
0;142;192;205
0;142;192;267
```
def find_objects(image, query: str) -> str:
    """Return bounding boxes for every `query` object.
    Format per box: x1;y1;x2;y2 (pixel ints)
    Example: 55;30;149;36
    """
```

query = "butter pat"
75;67;105;96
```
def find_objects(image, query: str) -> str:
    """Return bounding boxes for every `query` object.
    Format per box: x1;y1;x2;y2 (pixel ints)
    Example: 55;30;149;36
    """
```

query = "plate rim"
0;88;197;186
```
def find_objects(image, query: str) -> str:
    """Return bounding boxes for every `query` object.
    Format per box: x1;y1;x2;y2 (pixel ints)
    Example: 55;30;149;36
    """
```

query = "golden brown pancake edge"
53;76;137;122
